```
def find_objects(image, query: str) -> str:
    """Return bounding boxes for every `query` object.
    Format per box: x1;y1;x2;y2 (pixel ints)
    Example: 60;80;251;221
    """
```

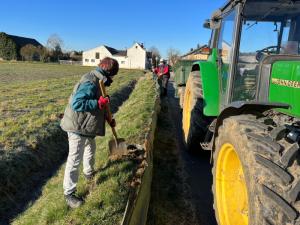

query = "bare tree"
47;34;63;50
20;45;48;61
47;34;64;61
20;44;41;61
37;46;48;62
148;46;161;67
167;48;181;66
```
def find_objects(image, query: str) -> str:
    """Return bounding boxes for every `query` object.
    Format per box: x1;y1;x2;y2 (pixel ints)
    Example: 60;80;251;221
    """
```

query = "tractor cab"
208;0;300;112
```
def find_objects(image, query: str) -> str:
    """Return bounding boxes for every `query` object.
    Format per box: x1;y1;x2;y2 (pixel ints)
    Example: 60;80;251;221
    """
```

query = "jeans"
158;75;169;96
63;132;96;195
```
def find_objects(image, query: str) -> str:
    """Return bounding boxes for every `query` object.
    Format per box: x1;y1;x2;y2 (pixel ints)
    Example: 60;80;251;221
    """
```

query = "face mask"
104;76;113;87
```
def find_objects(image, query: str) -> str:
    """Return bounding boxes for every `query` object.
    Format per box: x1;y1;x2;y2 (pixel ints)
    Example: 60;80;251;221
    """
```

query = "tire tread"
255;154;293;185
262;185;298;220
213;114;300;224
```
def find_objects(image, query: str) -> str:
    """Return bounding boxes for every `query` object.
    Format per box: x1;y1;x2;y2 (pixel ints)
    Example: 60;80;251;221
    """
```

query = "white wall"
127;43;146;69
112;56;129;69
82;43;148;69
82;46;112;66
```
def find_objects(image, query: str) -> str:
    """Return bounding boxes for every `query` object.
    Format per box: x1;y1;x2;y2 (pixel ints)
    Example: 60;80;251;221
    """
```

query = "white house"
82;43;152;69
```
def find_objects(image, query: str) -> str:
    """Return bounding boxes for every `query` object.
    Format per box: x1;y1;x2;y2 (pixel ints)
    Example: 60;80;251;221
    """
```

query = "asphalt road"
167;80;217;225
147;77;217;225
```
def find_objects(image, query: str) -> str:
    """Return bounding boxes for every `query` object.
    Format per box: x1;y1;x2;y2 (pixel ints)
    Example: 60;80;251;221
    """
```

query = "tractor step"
200;142;212;150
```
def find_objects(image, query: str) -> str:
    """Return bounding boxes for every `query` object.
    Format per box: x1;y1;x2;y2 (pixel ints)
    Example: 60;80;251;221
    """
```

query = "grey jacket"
60;69;107;136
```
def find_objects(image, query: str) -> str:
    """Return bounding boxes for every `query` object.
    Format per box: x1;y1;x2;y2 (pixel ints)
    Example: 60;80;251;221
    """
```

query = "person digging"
60;57;119;208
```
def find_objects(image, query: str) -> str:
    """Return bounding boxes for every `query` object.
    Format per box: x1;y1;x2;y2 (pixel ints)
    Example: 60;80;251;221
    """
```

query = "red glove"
98;96;110;110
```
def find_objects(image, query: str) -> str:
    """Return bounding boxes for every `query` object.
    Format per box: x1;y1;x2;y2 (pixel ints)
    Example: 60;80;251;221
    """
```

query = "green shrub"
0;32;17;60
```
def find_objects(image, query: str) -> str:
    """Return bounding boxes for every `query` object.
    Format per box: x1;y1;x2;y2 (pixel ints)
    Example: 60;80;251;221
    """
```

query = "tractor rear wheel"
177;86;185;109
182;71;211;152
213;114;300;225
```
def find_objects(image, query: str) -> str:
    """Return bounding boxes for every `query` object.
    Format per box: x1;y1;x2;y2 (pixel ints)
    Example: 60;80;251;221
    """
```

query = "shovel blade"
108;138;127;156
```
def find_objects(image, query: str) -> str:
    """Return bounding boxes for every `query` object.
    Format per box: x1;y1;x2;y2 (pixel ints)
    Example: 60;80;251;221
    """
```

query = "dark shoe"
84;171;95;181
65;193;84;208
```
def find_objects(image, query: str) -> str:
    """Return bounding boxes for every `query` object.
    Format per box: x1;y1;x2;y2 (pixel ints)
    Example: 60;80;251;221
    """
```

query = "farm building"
82;43;152;69
181;45;210;61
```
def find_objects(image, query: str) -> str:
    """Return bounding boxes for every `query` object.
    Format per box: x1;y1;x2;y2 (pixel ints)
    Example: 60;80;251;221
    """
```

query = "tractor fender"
191;59;220;117
211;101;290;150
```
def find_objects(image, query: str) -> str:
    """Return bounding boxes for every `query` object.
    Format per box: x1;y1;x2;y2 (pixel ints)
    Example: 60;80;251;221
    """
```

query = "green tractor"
173;59;197;108
182;0;300;224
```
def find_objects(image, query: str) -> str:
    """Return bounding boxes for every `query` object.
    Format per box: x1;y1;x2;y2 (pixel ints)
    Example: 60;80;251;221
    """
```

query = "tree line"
0;31;183;65
148;46;181;67
0;33;82;62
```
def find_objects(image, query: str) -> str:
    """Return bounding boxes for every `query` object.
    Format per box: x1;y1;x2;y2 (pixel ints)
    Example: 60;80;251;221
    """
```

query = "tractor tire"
177;86;185;109
182;71;211;152
213;114;300;225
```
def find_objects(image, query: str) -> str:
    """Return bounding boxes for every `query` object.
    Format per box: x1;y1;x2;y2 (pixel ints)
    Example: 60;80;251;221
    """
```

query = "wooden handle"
111;126;118;141
99;80;118;141
99;80;107;96
99;80;113;122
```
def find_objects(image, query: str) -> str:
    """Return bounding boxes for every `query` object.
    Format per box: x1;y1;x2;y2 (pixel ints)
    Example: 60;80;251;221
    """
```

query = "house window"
121;61;125;64
91;59;95;62
85;59;89;62
95;52;100;59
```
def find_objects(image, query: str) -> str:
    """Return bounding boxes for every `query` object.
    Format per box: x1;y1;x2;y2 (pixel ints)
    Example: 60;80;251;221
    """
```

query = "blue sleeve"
71;81;98;112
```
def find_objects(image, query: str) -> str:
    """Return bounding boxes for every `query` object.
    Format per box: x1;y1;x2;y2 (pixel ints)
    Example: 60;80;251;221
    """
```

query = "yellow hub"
182;87;191;141
216;143;249;225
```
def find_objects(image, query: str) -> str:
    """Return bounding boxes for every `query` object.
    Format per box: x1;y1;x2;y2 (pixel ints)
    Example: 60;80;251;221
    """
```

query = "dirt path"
147;80;217;225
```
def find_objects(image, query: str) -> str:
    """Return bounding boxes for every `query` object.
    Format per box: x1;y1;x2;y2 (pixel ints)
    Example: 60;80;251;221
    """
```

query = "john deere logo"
271;78;300;89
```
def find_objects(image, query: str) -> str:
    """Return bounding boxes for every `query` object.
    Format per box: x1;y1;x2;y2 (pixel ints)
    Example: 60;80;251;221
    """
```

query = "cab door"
217;5;241;109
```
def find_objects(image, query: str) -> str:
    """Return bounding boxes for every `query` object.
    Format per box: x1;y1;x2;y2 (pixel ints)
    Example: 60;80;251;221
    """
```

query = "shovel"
99;80;128;156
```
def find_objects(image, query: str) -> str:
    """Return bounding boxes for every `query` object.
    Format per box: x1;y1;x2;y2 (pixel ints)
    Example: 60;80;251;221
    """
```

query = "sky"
0;0;225;58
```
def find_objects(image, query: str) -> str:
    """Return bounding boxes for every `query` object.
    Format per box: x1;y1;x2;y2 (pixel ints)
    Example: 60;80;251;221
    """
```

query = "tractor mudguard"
192;49;219;117
211;101;290;150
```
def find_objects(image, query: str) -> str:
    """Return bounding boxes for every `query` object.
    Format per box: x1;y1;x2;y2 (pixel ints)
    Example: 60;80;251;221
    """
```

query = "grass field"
0;62;145;224
0;61;92;84
12;74;159;225
0;62;143;150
